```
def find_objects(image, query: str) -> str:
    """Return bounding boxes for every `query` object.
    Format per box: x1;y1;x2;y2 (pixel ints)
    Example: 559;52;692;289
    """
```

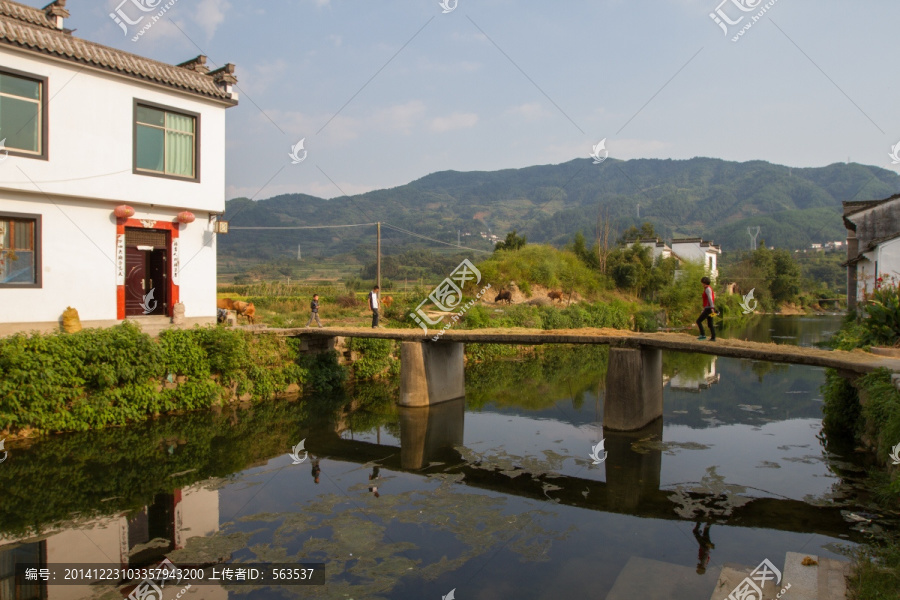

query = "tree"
771;249;801;304
619;222;657;244
571;231;598;269
596;205;615;275
495;230;527;252
607;243;653;296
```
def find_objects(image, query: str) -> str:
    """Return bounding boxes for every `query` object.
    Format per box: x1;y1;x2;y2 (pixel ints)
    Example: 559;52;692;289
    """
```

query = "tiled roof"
843;193;900;218
0;0;57;29
0;0;236;103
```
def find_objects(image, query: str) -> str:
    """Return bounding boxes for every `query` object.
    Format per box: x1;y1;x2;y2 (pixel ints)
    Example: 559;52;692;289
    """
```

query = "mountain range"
220;157;900;261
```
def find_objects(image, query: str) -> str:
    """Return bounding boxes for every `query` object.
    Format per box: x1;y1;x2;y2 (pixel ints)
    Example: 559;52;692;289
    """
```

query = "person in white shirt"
368;285;380;328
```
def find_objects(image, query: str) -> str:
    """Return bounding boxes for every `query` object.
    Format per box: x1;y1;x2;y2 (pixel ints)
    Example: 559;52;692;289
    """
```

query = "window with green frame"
0;71;43;156
135;105;196;178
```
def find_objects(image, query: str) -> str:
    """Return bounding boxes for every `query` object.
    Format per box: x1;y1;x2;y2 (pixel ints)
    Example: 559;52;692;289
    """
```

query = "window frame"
132;99;201;182
0;66;49;161
0;211;42;289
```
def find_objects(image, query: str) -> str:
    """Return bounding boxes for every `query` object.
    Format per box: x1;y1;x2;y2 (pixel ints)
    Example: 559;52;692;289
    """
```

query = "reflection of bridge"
303;399;860;541
274;326;900;430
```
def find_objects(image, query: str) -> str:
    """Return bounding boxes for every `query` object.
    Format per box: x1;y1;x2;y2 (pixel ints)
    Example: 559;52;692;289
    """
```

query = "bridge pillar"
604;346;663;431
399;341;465;407
399;397;465;470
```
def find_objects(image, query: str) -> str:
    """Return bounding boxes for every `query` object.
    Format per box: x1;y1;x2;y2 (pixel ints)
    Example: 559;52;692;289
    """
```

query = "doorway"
124;227;169;316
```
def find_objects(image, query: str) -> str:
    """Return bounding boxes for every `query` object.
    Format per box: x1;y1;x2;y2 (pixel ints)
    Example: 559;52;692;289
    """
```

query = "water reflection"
398;397;465;470
603;419;663;512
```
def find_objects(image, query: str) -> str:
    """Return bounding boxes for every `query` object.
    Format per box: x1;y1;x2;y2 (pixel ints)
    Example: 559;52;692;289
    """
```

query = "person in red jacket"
696;276;716;341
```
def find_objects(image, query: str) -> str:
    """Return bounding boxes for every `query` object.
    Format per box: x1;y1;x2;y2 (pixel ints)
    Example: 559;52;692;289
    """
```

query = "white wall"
0;46;228;213
877;237;900;282
0;189;217;323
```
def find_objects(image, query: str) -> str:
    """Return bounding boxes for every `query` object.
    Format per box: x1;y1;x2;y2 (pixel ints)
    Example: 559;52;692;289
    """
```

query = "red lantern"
114;205;135;219
177;211;196;224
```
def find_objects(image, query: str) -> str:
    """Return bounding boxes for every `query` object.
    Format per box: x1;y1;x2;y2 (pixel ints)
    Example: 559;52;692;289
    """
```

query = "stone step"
606;556;721;600
817;556;851;600
710;563;781;600
710;552;851;600
783;552;818;600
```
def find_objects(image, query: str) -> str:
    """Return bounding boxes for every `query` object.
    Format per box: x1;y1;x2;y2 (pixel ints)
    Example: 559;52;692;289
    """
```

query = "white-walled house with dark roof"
0;0;237;335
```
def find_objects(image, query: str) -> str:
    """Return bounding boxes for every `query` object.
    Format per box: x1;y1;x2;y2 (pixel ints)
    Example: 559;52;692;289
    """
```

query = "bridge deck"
266;326;900;374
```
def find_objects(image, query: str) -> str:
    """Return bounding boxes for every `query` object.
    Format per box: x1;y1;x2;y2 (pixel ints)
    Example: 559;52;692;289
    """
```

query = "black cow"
495;290;513;304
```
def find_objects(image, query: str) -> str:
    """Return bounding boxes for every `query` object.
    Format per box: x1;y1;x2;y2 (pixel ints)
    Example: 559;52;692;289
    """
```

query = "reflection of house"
0;1;238;336
0;484;222;600
669;358;720;392
842;193;900;310
637;238;672;261
670;238;720;279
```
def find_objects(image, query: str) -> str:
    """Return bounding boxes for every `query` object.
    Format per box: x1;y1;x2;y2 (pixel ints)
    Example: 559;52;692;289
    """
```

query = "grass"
849;536;900;600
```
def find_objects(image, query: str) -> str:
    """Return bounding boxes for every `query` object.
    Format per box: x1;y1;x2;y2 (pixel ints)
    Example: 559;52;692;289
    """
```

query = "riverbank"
0;322;346;439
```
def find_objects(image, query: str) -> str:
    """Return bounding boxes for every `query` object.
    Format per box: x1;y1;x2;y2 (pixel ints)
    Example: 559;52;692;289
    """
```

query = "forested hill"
220;157;900;261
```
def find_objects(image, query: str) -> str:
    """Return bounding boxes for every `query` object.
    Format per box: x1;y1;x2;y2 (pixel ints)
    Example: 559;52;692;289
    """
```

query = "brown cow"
232;301;256;324
548;290;564;303
382;295;394;309
216;297;236;310
495;290;512;304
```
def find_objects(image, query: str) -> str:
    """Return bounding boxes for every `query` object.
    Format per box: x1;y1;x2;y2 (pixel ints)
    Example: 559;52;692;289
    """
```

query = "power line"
382;222;492;254
227;221;491;254
229;223;377;230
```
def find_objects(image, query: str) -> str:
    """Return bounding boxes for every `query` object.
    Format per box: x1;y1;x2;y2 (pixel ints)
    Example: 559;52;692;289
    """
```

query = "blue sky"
28;1;900;200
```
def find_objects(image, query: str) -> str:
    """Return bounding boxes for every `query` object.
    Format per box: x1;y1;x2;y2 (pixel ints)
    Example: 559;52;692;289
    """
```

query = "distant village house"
843;192;900;310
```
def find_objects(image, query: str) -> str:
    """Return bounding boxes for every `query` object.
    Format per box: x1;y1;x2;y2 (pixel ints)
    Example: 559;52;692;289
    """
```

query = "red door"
124;228;169;316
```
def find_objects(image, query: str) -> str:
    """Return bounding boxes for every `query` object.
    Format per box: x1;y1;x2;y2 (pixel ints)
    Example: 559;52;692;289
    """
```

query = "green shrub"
0;325;310;434
861;284;900;347
858;369;900;465
348;338;398;380
821;368;862;441
300;350;347;393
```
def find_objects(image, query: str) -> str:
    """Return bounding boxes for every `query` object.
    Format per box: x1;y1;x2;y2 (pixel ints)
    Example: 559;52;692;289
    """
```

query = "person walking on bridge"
306;294;323;328
368;285;380;328
696;276;716;341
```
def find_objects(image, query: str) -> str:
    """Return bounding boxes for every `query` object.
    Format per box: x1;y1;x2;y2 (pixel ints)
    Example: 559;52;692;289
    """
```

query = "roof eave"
0;40;239;107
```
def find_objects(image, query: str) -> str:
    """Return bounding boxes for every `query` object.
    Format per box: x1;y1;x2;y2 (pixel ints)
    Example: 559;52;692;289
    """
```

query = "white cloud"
429;112;479;133
239;59;289;95
372;100;426;134
328;34;343;47
504;102;549;121
260;109;360;144
194;0;230;38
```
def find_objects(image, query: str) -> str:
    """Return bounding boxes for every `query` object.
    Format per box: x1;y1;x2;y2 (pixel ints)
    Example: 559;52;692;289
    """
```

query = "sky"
26;0;900;201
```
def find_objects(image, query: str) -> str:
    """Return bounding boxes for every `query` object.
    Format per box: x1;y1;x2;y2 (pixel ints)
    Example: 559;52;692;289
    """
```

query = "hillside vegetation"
220;157;899;270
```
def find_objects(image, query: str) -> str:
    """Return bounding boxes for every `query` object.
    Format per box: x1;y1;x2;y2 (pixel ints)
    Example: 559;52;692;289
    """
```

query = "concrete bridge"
271;326;900;431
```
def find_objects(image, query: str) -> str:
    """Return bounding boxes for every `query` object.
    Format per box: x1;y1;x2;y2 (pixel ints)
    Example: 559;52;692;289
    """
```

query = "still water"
0;314;886;599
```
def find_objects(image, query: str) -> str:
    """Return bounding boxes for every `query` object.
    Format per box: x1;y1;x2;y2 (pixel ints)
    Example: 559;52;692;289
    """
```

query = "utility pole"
376;222;381;289
457;230;460;247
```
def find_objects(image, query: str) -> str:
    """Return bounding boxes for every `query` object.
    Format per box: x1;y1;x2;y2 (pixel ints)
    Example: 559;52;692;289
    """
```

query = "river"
0;314;889;599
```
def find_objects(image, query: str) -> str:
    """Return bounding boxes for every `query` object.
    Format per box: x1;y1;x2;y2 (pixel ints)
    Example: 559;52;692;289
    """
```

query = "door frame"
116;218;180;320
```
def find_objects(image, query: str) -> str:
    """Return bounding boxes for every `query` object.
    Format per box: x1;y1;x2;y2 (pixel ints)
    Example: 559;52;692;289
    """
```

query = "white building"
637;237;672;262
843;193;900;310
671;238;721;280
0;0;238;335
